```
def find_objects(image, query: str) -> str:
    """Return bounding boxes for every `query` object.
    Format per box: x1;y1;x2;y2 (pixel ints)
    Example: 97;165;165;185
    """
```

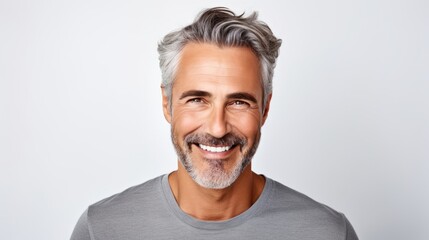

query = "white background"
1;0;428;239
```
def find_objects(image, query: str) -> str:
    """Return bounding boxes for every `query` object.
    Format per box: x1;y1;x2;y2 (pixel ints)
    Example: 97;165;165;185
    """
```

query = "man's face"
162;43;271;189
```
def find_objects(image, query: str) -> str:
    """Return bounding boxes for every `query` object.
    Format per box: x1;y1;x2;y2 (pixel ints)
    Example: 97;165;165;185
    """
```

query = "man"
71;7;358;240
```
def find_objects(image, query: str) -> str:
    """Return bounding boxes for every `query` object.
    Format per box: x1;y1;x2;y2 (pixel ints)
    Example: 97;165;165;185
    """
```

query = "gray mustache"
185;133;246;149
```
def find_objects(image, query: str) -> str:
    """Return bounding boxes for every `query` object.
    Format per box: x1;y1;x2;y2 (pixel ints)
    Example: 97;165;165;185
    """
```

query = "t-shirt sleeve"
343;214;359;240
70;209;92;240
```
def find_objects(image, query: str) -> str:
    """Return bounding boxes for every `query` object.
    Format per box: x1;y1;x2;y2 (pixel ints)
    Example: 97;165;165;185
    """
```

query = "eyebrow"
179;90;211;99
226;92;258;104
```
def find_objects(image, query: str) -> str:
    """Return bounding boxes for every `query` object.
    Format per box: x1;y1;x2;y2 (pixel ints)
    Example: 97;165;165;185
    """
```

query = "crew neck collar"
161;173;273;230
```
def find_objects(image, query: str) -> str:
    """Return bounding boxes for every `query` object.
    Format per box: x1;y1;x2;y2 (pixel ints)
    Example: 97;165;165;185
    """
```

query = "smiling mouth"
198;144;233;153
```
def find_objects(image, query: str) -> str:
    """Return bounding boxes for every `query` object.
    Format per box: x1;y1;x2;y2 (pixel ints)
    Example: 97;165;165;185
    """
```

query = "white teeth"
199;144;231;153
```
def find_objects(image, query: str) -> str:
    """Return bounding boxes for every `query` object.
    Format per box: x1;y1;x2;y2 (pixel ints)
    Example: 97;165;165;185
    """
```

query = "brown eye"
187;98;203;104
232;100;248;106
229;100;250;109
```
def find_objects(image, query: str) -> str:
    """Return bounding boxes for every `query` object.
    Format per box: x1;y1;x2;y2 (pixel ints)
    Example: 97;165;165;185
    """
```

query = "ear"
161;86;172;123
261;94;272;126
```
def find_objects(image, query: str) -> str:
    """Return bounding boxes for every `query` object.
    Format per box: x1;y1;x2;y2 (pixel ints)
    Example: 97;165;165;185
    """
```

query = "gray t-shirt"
71;175;358;240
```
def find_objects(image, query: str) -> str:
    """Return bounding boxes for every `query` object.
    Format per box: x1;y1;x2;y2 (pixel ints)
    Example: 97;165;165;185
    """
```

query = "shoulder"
71;175;170;239
261;178;358;239
268;179;343;218
87;175;164;221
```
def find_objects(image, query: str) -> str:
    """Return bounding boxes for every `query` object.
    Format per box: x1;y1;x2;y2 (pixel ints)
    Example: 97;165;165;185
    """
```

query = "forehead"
173;43;262;96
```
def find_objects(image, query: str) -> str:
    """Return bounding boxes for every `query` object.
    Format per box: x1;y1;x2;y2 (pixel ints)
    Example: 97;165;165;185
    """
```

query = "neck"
168;162;265;221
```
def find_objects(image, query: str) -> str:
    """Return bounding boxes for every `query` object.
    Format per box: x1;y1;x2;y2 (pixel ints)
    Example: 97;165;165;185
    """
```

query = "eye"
232;100;246;105
186;98;204;104
229;100;250;109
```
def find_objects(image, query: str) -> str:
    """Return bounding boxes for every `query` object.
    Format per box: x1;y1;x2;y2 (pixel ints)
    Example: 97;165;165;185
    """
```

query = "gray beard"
171;130;260;189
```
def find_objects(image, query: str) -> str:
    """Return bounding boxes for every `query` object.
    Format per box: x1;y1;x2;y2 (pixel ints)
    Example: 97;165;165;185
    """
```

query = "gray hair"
157;7;282;109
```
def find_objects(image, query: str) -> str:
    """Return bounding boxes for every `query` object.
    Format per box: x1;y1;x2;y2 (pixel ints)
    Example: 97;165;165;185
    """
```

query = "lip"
193;143;238;160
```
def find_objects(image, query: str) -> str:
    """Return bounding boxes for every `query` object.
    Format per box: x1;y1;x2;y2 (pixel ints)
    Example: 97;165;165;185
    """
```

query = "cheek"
229;112;262;137
172;110;204;136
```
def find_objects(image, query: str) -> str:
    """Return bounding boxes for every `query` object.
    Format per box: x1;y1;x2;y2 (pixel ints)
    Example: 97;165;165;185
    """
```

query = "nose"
205;105;231;138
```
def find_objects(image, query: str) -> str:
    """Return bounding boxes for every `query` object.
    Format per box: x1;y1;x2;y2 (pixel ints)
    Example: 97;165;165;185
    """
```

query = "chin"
185;156;251;189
